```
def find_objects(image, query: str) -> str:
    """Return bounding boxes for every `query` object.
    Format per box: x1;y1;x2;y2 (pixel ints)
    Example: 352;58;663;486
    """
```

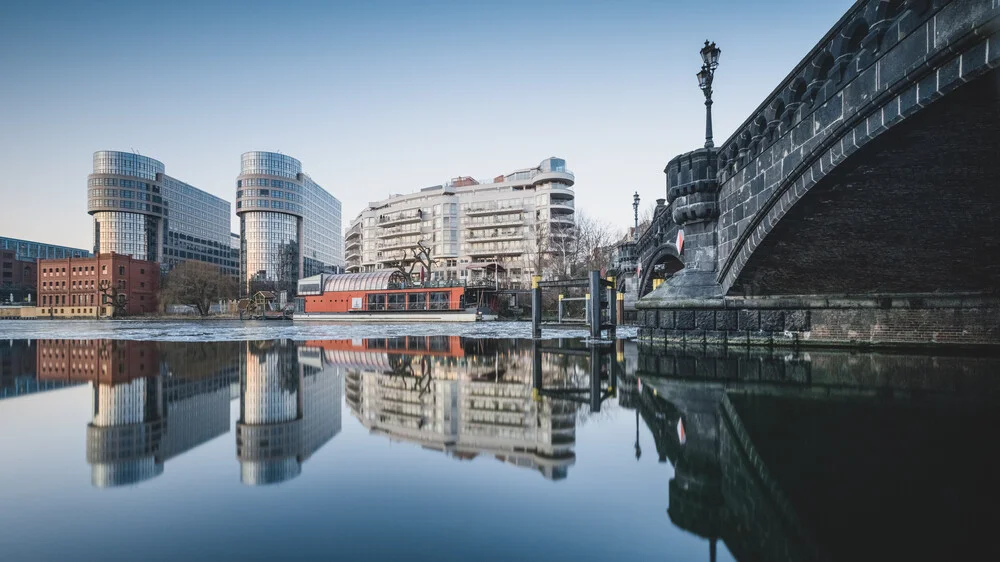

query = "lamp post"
632;191;640;241
697;40;722;149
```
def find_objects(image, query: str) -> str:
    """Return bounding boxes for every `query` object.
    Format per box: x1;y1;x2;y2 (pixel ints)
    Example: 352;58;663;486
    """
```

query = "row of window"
237;199;302;212
237;189;303;202
90;199;164;213
89;188;162;203
237;178;301;190
88;177;160;192
42;265;131;275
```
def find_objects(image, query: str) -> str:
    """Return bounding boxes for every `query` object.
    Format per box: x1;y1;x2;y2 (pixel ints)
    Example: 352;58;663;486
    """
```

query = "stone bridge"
635;0;1000;347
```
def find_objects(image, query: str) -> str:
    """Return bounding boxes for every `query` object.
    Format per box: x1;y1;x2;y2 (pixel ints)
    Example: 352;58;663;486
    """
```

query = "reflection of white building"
344;340;578;480
237;341;342;486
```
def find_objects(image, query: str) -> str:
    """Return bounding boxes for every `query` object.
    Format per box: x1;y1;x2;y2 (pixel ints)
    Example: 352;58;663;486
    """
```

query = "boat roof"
322;270;408;293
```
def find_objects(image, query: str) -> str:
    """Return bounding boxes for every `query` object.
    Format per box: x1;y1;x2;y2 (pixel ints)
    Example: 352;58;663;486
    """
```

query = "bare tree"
569;212;621;277
161;261;238;316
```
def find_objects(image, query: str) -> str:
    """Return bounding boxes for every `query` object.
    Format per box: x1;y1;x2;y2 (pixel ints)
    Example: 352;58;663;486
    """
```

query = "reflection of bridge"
627;345;1000;561
636;0;1000;347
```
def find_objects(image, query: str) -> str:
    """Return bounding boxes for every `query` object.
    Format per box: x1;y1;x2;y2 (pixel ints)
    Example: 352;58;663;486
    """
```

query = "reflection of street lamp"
632;191;640;241
697;40;722;148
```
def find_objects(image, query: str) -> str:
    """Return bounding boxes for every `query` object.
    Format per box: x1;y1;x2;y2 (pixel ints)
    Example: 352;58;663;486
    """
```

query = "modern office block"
87;151;236;275
235;151;342;294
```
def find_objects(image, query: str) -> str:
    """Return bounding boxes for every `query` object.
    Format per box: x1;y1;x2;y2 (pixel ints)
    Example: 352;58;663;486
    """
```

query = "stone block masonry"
637;293;1000;349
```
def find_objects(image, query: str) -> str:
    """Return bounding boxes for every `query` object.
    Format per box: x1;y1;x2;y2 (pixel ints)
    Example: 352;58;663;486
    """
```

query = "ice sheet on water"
0;319;638;341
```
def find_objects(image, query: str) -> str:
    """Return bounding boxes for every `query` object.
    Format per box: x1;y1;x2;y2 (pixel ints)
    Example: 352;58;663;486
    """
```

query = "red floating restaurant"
294;270;494;322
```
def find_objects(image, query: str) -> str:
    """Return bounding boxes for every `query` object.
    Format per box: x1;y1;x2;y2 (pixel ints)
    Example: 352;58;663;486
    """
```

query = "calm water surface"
0;328;997;561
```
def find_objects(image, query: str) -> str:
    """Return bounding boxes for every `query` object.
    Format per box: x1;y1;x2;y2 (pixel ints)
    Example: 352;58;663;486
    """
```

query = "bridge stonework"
637;0;1000;348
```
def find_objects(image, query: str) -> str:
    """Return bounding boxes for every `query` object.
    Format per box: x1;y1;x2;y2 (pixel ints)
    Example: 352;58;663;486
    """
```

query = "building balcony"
378;210;422;226
467;246;524;258
465;204;524;217
549;201;575;214
377;227;422;239
345;239;362;251
531;170;575;187
466;231;523;242
376;240;421;252
466;216;525;229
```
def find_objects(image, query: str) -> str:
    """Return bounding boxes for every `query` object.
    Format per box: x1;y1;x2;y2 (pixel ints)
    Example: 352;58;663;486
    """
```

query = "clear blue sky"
0;0;854;248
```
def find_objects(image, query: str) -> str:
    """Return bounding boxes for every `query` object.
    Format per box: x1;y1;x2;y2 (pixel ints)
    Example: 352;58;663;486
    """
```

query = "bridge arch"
638;245;684;298
712;0;1000;296
725;68;1000;296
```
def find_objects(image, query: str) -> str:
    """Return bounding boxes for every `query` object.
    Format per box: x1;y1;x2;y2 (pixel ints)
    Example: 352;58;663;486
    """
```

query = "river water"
0;322;997;561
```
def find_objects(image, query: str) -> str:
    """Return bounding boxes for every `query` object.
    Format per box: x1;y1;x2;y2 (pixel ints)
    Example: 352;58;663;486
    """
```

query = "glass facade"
87;151;236;275
0;237;90;261
92;211;158;261
236;151;342;294
241;212;299;291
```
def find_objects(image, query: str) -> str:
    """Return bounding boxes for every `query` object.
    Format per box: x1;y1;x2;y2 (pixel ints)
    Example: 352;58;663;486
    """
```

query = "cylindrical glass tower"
236;151;305;295
87;151;166;261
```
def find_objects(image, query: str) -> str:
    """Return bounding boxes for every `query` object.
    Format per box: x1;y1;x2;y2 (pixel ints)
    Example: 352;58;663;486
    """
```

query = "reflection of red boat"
294;271;495;322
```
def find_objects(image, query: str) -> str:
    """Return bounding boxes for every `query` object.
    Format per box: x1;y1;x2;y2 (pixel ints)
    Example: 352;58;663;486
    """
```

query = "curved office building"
236;152;342;294
87;150;237;274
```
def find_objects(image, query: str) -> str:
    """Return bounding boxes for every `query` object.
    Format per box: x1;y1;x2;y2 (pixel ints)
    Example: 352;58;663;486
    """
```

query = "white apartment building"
344;157;575;288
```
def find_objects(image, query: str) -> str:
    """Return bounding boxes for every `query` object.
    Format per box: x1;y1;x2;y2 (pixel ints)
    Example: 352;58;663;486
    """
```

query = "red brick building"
37;253;160;317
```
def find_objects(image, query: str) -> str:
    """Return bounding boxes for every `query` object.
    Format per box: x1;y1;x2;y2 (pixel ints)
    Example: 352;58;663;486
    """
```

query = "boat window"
367;293;386;311
407;292;426;310
387;293;406;311
429;291;450;310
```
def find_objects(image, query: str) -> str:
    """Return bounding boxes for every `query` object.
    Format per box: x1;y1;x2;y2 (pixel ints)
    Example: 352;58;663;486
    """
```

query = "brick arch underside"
730;71;1000;295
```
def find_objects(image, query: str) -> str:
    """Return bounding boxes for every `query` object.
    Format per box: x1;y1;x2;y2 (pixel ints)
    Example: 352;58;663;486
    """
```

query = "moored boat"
293;270;496;322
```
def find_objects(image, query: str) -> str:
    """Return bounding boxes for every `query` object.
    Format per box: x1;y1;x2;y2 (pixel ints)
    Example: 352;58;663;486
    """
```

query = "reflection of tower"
237;340;341;486
37;340;238;488
84;341;165;488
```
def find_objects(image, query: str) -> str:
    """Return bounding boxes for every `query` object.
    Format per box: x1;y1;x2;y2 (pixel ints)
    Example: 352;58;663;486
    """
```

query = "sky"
0;0;855;249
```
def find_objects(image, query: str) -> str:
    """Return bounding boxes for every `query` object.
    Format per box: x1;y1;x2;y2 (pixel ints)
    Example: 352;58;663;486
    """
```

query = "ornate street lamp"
632;191;640;240
697;40;721;148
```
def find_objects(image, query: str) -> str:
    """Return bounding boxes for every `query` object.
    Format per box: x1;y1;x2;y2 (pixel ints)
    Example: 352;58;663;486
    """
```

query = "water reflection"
36;339;240;487
327;337;610;480
2;337;998;559
237;340;342;485
627;345;1000;561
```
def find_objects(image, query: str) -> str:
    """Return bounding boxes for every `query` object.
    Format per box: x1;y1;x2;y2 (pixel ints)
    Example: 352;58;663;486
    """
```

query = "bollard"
531;275;542;339
606;275;617;340
588;271;602;339
557;294;564;324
